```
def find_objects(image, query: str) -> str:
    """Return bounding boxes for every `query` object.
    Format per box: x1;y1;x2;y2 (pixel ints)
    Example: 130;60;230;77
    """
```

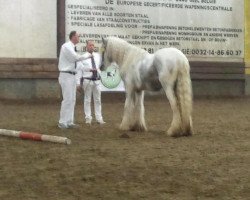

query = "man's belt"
60;71;76;75
84;77;101;81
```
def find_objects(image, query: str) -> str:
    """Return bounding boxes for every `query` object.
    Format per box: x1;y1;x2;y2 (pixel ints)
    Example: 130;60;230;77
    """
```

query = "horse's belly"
144;79;162;91
138;54;162;91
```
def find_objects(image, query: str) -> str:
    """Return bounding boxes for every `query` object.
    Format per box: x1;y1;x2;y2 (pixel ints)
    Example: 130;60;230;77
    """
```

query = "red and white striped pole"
0;129;71;145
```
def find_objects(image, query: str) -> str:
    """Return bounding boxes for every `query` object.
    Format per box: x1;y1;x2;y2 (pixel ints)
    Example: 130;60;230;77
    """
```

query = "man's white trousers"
82;79;103;121
58;73;76;125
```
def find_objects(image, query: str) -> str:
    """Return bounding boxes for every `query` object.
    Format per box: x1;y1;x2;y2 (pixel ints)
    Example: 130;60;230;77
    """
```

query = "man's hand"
77;85;82;93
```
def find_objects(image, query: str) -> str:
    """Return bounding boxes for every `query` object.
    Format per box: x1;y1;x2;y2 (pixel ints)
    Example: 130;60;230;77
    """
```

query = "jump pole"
0;129;71;145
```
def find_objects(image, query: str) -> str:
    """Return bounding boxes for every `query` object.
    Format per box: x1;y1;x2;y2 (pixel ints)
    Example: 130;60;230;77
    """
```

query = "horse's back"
155;48;188;62
153;48;189;72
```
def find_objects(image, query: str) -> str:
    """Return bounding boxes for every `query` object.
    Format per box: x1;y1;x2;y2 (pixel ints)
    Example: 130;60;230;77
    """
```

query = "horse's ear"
102;37;107;47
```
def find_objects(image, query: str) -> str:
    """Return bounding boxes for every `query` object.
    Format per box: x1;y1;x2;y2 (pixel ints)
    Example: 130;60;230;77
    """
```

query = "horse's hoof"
167;128;182;137
120;122;147;132
182;130;193;137
119;125;130;131
167;128;193;137
129;123;147;132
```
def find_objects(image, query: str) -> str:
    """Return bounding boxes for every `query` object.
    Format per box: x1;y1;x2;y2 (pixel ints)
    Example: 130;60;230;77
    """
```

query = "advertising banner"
66;0;244;90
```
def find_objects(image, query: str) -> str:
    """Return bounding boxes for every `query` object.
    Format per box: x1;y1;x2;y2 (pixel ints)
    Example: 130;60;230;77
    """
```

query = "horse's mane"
106;37;147;69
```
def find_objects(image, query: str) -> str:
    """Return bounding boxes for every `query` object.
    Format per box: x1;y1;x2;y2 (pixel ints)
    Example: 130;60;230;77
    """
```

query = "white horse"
101;37;193;137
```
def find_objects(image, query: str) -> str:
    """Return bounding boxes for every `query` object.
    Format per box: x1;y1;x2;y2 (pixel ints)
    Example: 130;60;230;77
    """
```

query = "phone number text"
181;49;242;56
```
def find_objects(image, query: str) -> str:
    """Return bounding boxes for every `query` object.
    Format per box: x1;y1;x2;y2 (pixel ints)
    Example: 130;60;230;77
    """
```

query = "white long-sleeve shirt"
58;41;90;72
76;52;102;85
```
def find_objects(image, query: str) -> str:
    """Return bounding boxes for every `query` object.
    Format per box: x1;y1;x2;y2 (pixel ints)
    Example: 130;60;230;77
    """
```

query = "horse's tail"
176;59;193;136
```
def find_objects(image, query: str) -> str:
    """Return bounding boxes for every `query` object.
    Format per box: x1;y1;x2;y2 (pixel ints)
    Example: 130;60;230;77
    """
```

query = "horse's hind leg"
162;83;182;137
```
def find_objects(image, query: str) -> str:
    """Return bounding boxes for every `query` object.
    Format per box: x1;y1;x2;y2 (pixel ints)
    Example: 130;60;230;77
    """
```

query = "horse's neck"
109;42;127;66
113;45;126;66
111;42;145;69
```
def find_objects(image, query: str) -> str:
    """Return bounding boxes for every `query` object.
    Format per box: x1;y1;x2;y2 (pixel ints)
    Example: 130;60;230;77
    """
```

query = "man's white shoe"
68;123;80;129
58;123;69;129
97;120;106;125
85;119;92;124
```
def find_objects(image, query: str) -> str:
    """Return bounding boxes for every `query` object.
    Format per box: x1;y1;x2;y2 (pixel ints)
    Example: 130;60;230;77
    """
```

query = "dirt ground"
0;94;250;200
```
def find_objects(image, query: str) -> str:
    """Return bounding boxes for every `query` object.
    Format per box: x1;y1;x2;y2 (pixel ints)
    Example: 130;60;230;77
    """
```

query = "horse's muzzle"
100;63;105;71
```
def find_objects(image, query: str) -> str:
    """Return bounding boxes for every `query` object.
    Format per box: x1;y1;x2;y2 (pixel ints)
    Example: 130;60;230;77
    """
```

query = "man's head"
86;40;95;54
69;31;79;45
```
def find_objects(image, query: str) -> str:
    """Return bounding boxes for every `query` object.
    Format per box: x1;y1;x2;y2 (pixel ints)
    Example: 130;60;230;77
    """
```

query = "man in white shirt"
58;31;92;129
76;40;105;125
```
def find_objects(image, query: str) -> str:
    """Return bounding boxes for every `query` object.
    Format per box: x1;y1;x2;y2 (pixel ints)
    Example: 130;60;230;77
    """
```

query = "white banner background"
65;0;244;90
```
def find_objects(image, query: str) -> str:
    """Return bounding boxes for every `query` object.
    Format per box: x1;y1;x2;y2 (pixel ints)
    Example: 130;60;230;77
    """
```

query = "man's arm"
76;62;84;93
63;46;92;62
76;62;83;85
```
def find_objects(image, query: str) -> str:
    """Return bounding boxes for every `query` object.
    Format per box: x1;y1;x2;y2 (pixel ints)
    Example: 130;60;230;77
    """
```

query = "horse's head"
100;37;111;71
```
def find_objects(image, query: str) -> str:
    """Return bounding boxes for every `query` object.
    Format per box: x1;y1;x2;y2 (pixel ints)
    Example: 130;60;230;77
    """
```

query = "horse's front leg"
119;89;135;131
120;90;147;132
130;90;147;131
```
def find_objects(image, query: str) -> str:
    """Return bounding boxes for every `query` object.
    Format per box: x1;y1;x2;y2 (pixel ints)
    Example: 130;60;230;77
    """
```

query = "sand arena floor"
0;94;250;200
